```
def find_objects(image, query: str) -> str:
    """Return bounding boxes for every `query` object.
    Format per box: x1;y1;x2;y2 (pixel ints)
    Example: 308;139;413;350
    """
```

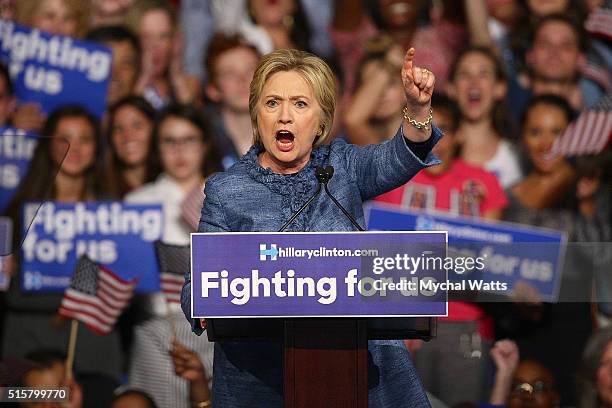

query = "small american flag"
155;241;189;305
59;256;137;335
585;2;612;40
181;183;205;232
552;93;612;156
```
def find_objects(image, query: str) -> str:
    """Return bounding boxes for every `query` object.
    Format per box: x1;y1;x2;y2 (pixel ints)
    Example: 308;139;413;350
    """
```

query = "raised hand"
401;48;435;114
134;47;156;94
169;29;185;76
490;339;519;376
489;339;520;404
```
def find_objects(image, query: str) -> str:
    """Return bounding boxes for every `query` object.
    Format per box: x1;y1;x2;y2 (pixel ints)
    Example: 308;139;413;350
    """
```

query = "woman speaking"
182;47;442;407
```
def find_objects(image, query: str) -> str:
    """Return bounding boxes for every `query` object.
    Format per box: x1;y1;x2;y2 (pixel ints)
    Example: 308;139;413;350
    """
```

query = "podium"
192;231;447;408
205;317;436;407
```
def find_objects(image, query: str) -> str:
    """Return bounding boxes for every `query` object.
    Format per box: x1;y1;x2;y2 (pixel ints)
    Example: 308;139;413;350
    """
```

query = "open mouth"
275;130;295;152
468;89;482;104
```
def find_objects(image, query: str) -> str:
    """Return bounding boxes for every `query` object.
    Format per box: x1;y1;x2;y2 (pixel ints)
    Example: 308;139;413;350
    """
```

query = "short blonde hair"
16;0;90;38
249;49;336;147
124;0;176;35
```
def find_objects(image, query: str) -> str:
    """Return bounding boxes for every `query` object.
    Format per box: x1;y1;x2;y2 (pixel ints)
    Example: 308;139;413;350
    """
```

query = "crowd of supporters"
0;0;610;407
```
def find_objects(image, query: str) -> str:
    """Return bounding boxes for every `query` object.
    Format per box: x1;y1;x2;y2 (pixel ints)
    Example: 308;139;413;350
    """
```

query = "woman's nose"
279;103;292;124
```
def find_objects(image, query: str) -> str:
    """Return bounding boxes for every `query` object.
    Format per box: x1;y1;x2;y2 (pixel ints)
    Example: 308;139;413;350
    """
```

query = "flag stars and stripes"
59;256;137;335
553;93;612;157
155;241;190;306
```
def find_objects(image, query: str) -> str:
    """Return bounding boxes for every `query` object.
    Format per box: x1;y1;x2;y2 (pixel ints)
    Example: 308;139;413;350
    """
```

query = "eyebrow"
264;94;311;100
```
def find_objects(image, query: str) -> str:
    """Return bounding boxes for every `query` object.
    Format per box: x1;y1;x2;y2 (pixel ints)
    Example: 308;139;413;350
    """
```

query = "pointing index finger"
404;47;415;71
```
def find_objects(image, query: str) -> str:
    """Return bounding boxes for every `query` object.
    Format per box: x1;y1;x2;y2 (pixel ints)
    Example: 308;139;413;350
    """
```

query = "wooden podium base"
206;317;435;407
284;319;368;408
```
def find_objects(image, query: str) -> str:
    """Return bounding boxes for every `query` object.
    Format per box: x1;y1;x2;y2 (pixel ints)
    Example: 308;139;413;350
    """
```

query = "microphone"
315;166;333;184
278;166;364;232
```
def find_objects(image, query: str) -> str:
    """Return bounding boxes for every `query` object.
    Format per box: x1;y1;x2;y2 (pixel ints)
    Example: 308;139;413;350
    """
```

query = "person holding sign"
181;47;442;406
16;0;89;38
2;106;122;383
11;0;92;132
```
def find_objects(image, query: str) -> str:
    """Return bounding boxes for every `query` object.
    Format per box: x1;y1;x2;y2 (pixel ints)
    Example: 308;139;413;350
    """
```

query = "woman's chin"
533;161;558;174
59;166;88;177
462;109;488;123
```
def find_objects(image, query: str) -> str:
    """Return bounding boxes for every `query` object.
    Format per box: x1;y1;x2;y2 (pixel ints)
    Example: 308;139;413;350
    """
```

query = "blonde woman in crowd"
13;0;91;133
16;0;90;38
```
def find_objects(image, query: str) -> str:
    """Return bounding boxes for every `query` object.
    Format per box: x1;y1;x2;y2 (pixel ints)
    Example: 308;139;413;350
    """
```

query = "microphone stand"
278;166;364;232
319;166;365;231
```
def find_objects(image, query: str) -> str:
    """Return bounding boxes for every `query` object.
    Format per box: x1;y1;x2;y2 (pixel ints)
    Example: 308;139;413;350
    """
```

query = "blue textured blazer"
182;125;442;407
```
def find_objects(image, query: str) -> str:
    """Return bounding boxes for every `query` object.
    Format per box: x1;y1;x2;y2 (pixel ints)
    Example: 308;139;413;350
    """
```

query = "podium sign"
191;231;448;319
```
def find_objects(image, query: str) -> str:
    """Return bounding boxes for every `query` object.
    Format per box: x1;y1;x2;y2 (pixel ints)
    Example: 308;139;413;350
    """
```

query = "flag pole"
65;319;79;380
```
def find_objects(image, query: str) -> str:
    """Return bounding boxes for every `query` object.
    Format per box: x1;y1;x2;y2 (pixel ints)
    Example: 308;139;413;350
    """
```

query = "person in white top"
125;104;222;408
448;46;522;189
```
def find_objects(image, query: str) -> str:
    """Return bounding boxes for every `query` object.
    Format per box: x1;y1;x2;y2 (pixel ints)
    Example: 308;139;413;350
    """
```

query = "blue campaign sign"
366;204;567;301
191;231;449;318
0;20;111;118
0;127;38;213
20;202;163;293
